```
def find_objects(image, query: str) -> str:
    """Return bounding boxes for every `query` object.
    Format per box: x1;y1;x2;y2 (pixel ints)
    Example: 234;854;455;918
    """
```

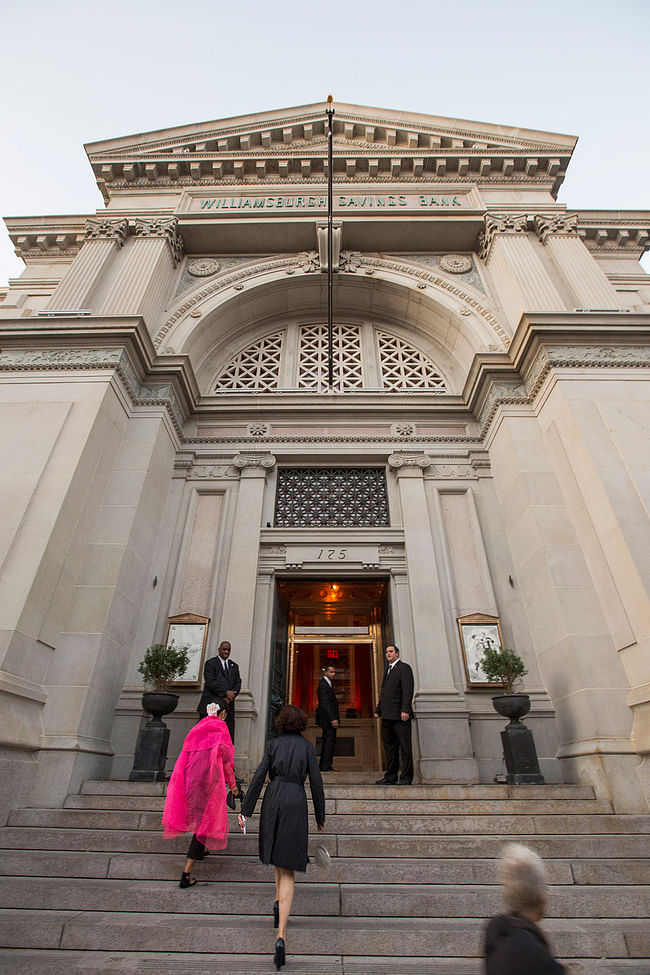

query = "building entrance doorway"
272;579;389;771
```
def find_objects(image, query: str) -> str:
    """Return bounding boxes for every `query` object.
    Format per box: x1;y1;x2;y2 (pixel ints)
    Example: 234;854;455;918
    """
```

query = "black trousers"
187;834;206;860
380;717;413;782
319;723;337;770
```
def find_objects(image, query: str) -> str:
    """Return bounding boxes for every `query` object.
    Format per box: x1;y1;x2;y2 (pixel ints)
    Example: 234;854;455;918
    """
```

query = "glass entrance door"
274;578;389;771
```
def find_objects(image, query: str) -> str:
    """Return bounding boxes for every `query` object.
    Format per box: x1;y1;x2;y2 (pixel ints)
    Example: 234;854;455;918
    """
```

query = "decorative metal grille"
274;468;390;527
214;330;283;391
377;330;447;391
298;324;364;392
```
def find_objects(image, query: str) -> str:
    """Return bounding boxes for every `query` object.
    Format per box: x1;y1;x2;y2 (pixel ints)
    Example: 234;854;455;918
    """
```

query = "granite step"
2;849;648;886
0;910;647;959
3;825;650;859
63;792;615;816
10;806;650;835
1;876;648;919
78;780;598;800
3;949;649;975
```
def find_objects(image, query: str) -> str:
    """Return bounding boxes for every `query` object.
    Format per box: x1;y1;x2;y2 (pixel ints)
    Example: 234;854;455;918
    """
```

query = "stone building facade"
1;102;649;819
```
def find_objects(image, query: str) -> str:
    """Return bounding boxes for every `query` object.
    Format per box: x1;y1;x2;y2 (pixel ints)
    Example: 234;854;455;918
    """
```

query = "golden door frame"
287;622;384;771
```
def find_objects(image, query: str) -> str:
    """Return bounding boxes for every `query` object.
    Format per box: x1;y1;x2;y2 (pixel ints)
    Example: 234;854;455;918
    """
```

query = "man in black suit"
375;644;414;785
316;665;340;772
197;640;241;742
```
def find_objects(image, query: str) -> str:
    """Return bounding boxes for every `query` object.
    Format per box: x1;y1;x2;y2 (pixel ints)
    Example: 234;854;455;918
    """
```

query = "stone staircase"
0;779;649;974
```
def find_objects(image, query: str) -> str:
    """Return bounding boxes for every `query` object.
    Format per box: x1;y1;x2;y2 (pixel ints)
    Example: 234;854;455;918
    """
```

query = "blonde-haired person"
483;843;566;974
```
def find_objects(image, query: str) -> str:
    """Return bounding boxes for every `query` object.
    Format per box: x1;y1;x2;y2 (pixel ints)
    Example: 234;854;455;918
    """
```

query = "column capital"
84;218;129;245
134;216;184;263
233;452;277;476
388;451;432;474
534;213;579;244
478;213;528;260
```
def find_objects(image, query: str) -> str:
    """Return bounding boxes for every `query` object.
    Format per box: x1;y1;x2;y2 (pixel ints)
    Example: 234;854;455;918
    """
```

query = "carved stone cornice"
534;213;579;244
478;213;528;261
84;218;129;246
0;345;186;436
134;217;184;263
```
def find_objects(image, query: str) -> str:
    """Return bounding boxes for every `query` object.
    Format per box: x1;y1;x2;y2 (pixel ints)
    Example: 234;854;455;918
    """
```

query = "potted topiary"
480;645;529;721
480;645;544;785
138;641;190;719
129;642;190;782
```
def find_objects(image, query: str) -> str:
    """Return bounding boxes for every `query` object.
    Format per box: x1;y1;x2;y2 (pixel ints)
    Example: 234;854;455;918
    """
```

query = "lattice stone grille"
213;330;283;391
213;324;446;392
274;468;390;527
298;324;364;392
376;330;447;391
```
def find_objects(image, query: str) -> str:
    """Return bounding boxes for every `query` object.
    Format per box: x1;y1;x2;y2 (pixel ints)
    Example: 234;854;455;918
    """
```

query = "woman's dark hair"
275;704;308;733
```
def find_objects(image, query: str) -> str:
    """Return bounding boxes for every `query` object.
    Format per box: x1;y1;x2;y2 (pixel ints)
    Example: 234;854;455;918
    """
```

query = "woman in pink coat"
162;702;238;887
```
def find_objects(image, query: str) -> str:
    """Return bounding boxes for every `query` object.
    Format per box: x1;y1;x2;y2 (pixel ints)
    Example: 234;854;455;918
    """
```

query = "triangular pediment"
86;102;577;200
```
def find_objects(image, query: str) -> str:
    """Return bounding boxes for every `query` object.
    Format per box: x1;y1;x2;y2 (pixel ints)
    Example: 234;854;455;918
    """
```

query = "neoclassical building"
1;102;649;819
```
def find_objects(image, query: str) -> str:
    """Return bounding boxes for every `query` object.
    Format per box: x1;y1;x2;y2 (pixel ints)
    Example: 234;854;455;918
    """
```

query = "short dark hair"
275;704;308;733
386;644;400;655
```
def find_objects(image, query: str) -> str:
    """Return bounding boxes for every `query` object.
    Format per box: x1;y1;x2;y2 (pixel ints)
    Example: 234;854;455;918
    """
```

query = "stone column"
479;214;564;330
46;219;128;311
534;214;620;309
388;453;478;782
98;217;183;327
219;452;276;736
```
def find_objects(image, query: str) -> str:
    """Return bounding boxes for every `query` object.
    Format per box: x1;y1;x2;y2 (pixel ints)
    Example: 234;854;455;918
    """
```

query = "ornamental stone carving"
248;423;270;437
392;422;415;437
439;254;472;274
233;452;277;470
84;218;129;246
478;213;528;261
388;452;432;470
134;217;184;263
534;213;579;244
187;258;220;276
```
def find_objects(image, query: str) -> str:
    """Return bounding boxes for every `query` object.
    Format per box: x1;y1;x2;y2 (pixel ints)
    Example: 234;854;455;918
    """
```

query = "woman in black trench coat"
239;705;325;970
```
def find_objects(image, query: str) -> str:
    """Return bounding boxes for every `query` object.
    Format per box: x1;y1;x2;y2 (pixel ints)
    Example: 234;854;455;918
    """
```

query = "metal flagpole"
326;95;335;387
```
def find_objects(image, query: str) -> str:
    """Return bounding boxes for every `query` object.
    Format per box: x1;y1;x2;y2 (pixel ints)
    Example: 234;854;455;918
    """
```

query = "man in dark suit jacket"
197;640;242;742
375;644;414;785
316;665;340;772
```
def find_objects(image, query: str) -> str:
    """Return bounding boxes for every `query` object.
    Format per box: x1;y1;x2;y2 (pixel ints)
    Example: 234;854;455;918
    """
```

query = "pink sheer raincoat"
162;716;236;849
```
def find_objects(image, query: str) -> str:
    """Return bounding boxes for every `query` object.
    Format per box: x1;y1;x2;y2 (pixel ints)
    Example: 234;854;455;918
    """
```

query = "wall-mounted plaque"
165;613;210;685
457;613;504;688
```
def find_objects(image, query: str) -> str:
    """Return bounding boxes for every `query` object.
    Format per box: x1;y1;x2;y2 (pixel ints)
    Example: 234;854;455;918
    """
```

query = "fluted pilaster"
534;215;619;309
479;214;564;330
98;217;183;325
46;219;128;311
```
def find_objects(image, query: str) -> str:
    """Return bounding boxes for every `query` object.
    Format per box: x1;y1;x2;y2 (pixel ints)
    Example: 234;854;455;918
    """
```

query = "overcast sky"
1;0;648;285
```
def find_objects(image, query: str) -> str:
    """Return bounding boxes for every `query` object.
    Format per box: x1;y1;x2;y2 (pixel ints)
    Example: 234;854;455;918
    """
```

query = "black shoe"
274;937;286;970
179;871;197;889
396;778;413;785
375;777;397;785
320;767;336;772
273;899;279;928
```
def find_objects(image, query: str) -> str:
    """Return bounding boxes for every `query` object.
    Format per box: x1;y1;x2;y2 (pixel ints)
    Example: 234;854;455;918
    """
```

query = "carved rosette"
134;217;184;263
534;213;579;244
84;218;129;246
388;452;432;470
478;213;528;261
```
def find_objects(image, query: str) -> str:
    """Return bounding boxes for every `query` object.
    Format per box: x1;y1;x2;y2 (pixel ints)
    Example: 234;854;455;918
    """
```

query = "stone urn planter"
129;642;189;782
491;692;531;723
480;647;544;786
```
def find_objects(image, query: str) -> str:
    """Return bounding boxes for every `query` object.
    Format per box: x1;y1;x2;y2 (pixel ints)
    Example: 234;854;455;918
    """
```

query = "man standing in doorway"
316;665;340;772
197;640;241;743
375;645;414;785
